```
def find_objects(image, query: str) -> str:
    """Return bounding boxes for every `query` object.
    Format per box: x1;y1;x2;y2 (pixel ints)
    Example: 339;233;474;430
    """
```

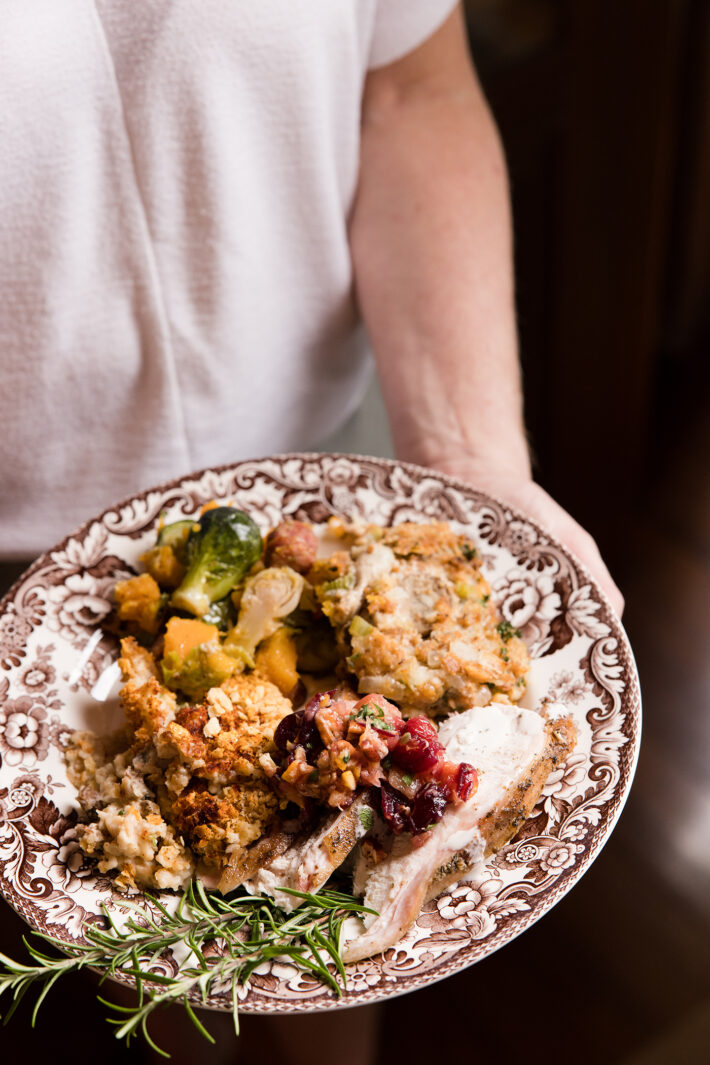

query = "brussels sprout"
224;566;304;660
162;643;239;700
201;595;238;631
141;518;197;589
157;519;196;563
170;507;263;617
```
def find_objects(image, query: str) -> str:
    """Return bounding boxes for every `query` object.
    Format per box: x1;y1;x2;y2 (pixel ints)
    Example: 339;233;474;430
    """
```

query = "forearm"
350;12;623;616
350;23;529;482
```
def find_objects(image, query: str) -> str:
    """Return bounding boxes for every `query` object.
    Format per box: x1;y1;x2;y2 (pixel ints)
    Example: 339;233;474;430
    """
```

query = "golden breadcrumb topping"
311;520;529;715
67;638;293;888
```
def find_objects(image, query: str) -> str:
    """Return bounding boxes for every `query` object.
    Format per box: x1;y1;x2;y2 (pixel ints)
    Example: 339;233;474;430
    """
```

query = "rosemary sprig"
0;881;376;1057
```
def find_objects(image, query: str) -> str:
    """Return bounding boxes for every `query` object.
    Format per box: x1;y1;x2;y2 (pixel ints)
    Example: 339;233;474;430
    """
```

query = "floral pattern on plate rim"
0;453;641;1013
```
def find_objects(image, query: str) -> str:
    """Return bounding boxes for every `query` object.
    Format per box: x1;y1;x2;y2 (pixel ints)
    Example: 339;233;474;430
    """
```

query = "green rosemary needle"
0;881;377;1058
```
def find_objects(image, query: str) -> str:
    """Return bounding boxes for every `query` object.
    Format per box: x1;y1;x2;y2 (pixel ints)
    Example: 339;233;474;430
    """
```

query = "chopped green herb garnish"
358;807;374;832
401;772;414;788
496;620;521;641
500;646;510;662
461;541;477;560
350;701;394;732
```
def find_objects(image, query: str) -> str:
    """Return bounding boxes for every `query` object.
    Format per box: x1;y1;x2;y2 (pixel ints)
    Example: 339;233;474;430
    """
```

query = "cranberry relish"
267;690;478;838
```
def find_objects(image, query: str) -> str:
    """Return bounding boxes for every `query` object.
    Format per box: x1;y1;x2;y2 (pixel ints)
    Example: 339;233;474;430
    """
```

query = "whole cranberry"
431;760;478;802
379;782;411;834
274;708;323;757
391;717;444;774
298;717;323;757
274;711;302;752
409;783;449;833
453;762;478;802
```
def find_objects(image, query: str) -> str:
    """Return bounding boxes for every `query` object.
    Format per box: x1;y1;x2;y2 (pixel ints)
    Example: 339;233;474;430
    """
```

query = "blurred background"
2;0;709;1060
336;2;710;1061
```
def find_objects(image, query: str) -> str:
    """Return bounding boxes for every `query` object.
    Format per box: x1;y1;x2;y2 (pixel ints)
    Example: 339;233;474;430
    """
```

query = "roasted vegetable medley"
113;507;530;713
114;505;321;702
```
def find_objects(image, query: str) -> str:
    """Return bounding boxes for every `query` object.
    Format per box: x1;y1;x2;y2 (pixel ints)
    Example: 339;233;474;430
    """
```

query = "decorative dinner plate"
0;454;640;1012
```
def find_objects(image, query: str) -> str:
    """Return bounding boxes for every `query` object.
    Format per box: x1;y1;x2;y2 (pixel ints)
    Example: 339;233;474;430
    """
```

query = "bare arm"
350;6;623;614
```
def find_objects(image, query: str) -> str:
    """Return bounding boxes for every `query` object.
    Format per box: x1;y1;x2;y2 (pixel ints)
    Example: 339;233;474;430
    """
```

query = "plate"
0;453;640;1012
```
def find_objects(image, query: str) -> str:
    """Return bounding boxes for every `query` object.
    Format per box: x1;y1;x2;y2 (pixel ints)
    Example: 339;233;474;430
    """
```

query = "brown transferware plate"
0;454;641;1012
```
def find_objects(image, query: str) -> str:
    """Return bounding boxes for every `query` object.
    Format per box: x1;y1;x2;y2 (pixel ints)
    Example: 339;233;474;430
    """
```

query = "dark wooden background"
469;0;710;567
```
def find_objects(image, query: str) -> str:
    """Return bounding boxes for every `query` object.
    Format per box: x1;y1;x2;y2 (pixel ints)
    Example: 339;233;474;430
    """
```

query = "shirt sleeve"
368;0;460;69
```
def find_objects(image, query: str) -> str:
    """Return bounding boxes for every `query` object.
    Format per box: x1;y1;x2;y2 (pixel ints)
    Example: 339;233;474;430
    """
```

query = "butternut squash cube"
254;627;299;697
114;573;165;635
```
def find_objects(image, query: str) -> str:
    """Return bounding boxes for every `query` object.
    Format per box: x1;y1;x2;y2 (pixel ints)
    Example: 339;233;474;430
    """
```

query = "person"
0;3;622;1062
0;0;621;615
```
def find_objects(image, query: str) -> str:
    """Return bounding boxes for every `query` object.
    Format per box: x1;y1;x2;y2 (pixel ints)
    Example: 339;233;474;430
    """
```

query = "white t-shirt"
0;0;457;557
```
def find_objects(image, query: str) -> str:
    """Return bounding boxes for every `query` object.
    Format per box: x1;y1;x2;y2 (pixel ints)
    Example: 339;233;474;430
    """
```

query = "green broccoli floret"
170;507;262;617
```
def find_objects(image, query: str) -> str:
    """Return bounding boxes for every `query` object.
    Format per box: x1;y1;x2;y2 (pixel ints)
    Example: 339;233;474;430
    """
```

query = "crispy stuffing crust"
311;520;529;715
67;638;292;890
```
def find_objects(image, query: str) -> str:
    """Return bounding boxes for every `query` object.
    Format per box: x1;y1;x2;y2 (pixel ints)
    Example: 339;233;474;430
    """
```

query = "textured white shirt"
0;0;457;557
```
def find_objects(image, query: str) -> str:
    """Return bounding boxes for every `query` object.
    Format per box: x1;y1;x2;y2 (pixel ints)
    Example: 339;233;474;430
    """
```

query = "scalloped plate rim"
0;452;642;1014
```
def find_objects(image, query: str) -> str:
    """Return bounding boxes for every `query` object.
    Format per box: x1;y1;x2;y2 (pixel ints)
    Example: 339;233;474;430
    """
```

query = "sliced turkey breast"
221;792;372;910
342;704;576;963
